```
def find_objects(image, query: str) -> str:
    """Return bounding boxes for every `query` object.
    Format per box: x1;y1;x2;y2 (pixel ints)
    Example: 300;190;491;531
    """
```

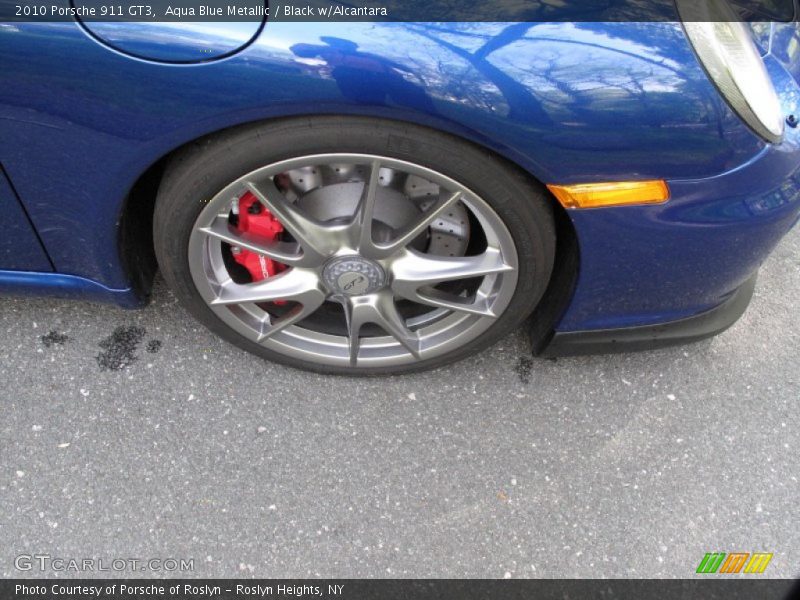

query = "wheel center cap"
322;256;386;296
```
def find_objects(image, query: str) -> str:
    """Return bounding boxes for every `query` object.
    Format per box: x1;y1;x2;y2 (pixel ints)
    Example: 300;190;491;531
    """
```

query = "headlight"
677;0;784;144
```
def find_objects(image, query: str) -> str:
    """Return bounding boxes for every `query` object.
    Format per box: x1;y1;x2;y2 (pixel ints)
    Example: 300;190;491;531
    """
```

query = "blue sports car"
1;1;799;374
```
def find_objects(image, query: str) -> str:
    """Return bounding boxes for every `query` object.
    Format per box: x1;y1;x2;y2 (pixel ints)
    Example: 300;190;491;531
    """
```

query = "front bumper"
541;32;800;351
539;273;757;356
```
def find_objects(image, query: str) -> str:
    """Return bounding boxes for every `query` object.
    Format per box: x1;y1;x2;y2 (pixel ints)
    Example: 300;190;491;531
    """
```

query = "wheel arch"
118;113;579;345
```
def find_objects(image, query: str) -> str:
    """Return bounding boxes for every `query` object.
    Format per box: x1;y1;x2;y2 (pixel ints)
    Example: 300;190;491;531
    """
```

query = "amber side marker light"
547;180;670;209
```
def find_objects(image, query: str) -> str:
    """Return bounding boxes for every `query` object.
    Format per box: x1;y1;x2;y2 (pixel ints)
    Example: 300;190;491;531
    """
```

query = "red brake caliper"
231;192;287;304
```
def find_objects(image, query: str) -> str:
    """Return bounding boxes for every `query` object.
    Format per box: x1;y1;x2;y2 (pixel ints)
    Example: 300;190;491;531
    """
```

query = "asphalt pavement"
1;226;798;579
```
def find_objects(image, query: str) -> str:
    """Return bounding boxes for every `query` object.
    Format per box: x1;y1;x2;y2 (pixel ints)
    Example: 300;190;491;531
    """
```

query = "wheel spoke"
256;292;326;342
342;292;421;366
353;159;382;252
198;215;304;266
391;247;513;295
210;268;322;306
408;287;498;317
372;190;462;257
244;180;332;261
341;298;365;366
373;291;422;359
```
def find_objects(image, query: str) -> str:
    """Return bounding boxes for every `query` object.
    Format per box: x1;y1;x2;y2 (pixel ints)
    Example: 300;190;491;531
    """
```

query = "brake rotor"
286;165;470;256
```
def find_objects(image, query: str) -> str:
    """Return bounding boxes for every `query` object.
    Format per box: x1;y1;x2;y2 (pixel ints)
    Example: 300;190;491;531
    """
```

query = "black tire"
153;116;556;375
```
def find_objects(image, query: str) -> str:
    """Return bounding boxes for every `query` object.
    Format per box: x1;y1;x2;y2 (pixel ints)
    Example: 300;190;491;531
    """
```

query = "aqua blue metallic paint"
0;19;799;332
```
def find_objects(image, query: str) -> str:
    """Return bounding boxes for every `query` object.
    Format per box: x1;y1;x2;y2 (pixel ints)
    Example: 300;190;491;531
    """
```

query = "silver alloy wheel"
187;154;518;368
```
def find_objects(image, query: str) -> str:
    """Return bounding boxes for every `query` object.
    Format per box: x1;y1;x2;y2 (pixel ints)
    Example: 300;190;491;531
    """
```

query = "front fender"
0;20;764;294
